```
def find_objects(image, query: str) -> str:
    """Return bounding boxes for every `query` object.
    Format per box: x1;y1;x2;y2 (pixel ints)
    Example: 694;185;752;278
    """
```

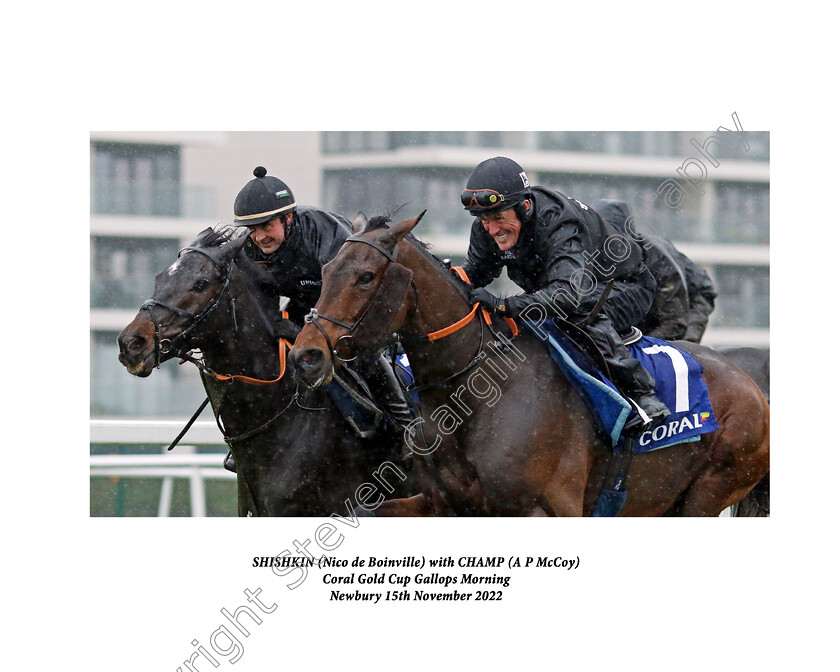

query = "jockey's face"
478;208;521;251
248;214;291;255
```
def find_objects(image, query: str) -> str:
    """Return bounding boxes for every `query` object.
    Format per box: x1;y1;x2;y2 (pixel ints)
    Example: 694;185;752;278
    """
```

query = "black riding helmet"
461;156;532;216
233;166;296;227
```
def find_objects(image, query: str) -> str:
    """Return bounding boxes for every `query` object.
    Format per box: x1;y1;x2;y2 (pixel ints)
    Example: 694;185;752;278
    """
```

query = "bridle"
141;245;236;367
303;235;519;382
303;236;408;364
142;244;295;458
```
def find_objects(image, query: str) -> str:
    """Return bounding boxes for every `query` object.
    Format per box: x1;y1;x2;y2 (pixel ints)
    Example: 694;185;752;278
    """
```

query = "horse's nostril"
129;336;146;351
299;349;324;367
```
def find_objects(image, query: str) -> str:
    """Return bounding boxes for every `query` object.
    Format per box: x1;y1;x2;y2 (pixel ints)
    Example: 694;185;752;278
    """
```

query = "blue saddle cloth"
325;372;381;438
395;353;419;405
523;319;718;453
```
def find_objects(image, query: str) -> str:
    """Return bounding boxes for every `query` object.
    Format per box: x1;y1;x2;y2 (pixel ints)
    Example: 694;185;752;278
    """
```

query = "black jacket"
243;205;352;324
595;199;716;342
679;248;716;342
636;236;718;341
636;236;691;340
462;187;648;320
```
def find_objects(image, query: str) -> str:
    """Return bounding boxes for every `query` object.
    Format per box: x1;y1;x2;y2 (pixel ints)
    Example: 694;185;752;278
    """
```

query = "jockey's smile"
478;209;522;251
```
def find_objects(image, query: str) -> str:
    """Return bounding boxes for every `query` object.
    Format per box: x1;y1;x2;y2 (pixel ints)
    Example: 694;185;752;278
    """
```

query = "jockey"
460;157;670;429
596;199;717;343
224;167;413;470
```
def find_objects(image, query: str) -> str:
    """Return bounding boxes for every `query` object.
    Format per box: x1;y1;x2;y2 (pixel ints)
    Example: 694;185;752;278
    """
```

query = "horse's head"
117;226;247;377
290;212;423;388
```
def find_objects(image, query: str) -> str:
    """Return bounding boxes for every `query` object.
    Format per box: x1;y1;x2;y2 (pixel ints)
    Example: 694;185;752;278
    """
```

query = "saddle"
523;318;718;453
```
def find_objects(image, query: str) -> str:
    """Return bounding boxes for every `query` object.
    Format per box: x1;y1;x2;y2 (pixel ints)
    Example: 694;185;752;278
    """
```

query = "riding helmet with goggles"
233;166;296;227
461;156;532;216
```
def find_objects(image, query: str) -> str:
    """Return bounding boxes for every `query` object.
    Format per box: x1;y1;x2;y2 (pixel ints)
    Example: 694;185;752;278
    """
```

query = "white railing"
90;419;234;517
92;419;739;517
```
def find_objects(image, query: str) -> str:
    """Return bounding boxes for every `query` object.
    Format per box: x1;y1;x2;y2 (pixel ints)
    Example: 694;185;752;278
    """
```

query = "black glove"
273;317;302;342
469;288;507;314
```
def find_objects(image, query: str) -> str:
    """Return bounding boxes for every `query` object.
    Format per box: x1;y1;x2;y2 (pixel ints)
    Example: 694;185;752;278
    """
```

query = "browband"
344;236;398;263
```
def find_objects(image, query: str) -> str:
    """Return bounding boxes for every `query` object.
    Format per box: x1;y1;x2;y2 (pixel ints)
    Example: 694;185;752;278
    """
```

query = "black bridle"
306;234;491;516
303;236;407;364
141;246;236;367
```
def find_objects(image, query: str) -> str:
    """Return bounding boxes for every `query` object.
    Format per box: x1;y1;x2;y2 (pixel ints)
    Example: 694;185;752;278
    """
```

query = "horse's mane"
363;211;471;299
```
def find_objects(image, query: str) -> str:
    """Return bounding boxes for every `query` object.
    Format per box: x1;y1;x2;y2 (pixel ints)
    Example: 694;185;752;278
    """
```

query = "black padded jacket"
243;205;352;324
461;187;648;320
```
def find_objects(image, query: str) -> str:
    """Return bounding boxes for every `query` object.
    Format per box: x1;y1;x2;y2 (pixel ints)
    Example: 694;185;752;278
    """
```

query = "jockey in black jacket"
460;157;670;429
223;167;413;471
596;199;717;343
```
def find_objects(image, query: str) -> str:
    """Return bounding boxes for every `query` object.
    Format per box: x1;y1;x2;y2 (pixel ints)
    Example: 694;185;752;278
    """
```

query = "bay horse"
719;347;769;399
718;346;771;516
290;212;770;516
117;226;412;517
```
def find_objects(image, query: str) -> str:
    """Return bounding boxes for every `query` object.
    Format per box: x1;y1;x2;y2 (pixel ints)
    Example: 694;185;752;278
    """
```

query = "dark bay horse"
719;347;771;516
719;347;769;399
290;213;770;517
117;226;411;517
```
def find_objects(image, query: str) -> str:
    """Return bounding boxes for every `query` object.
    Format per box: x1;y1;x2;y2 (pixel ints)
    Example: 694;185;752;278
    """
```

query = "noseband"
141;246;236;367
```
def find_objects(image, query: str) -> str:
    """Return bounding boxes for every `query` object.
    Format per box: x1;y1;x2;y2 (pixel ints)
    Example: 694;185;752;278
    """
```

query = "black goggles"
460;189;525;210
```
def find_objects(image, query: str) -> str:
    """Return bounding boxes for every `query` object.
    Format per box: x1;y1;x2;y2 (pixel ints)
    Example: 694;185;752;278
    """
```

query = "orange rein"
202;310;294;385
207;337;293;385
424;266;518;342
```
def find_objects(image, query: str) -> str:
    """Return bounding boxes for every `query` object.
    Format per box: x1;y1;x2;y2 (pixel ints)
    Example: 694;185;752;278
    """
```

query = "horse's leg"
362;494;436;517
658;345;772;516
735;472;770;517
677;408;770;516
236;469;261;517
539;428;598;517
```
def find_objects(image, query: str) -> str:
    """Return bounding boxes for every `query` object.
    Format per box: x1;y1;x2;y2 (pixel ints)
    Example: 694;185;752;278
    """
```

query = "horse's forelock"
363;203;413;234
363;214;393;233
192;225;242;251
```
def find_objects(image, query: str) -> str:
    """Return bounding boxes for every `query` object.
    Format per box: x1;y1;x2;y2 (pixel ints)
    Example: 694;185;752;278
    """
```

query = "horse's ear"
188;227;215;247
351;211;368;235
226;230;250;256
385;210;426;246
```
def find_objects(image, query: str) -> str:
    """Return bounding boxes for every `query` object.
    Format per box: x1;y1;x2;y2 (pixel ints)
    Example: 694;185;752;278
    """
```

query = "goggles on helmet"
460;188;526;211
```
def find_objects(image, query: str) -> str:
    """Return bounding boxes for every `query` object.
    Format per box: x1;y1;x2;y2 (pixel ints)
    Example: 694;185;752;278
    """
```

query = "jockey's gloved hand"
469;288;507;315
273;317;302;342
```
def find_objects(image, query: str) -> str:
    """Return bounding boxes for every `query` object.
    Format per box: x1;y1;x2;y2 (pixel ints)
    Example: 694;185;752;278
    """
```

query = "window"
324;131;510;153
91;236;180;309
91;142;181;216
537;172;703;241
91;330;207;417
710;265;769;329
323;167;472;235
713;182;769;244
538;132;606;153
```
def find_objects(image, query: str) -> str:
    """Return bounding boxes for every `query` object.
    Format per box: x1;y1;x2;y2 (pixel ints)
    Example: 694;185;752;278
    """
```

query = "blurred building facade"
90;131;769;418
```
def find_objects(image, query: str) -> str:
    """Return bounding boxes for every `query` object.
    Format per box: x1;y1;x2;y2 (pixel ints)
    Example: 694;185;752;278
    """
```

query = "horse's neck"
399;242;483;382
198;263;281;381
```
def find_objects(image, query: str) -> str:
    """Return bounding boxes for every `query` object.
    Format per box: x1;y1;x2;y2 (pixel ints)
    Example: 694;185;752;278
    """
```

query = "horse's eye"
357;272;376;286
192;279;210;292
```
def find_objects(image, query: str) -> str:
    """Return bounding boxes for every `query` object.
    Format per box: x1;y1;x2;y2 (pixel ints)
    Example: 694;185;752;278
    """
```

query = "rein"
303;236;403;363
303;238;517;364
302;232;520;515
144;244;295;453
178;337;292;386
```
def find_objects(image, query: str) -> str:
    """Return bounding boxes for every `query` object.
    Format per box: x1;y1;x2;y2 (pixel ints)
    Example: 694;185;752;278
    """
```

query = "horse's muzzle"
290;346;333;388
117;320;156;377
